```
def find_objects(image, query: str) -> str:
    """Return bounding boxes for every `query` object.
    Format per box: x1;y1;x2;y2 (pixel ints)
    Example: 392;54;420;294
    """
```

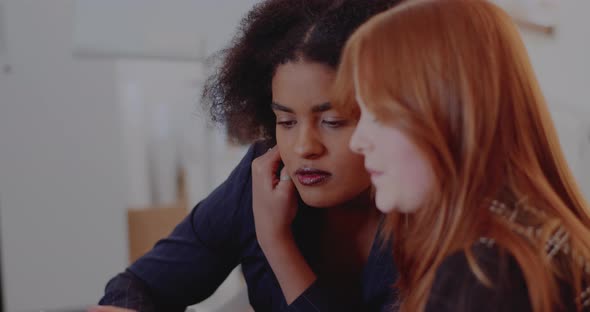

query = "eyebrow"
271;102;333;114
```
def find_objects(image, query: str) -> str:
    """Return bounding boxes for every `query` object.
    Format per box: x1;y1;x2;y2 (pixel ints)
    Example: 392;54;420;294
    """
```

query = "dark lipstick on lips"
295;168;332;186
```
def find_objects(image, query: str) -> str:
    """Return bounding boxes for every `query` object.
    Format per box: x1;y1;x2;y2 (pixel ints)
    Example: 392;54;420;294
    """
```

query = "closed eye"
277;120;297;129
322;120;348;128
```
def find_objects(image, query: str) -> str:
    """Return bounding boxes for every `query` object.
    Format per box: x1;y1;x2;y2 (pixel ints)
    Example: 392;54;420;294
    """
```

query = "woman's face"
272;61;371;208
349;94;434;213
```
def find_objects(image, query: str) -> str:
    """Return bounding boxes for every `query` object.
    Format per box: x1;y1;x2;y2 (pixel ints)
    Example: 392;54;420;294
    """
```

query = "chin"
375;203;396;214
377;198;420;214
375;195;398;214
296;185;360;208
298;192;341;208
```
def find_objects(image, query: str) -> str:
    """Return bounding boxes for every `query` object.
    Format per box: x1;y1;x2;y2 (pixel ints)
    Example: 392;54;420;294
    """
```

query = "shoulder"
209;140;271;194
426;243;532;312
436;242;505;278
189;141;272;234
230;140;272;177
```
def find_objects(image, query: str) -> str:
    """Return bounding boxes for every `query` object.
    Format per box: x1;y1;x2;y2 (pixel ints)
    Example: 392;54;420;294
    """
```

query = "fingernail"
280;175;291;181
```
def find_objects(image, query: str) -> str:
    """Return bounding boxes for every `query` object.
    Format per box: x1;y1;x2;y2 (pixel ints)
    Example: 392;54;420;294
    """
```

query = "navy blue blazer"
99;142;397;311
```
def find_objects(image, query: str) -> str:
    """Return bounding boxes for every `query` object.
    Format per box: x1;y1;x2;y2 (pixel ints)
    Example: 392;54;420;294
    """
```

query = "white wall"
114;59;250;312
115;60;205;208
519;0;590;198
0;0;128;311
521;0;590;113
72;0;260;60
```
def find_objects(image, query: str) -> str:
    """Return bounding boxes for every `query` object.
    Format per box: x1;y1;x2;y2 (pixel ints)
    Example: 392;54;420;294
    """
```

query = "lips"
366;167;384;179
295;168;332;186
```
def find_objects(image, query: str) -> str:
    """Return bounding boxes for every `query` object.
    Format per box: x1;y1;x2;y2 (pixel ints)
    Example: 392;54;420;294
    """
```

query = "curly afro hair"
202;0;398;144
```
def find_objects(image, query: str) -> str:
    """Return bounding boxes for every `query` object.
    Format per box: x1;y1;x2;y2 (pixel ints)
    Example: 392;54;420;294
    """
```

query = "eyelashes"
276;119;349;129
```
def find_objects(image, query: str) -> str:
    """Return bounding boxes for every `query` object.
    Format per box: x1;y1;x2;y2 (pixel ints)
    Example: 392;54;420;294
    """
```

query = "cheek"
341;151;371;185
399;158;430;186
276;132;294;168
379;133;428;182
387;146;425;178
344;153;369;176
331;131;365;165
327;136;370;179
388;146;434;201
412;157;435;193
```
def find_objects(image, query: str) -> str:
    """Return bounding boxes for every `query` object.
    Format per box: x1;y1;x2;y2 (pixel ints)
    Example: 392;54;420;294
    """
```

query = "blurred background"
0;0;588;311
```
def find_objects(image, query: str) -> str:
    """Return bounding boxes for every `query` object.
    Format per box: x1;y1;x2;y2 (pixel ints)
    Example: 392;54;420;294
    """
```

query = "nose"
294;124;325;159
349;123;369;155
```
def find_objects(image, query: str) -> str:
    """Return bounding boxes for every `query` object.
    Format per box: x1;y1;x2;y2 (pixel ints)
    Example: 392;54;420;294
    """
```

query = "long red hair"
333;0;590;311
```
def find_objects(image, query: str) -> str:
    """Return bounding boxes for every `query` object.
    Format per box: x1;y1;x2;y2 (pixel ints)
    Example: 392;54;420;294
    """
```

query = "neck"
323;189;381;234
316;189;381;274
326;188;376;212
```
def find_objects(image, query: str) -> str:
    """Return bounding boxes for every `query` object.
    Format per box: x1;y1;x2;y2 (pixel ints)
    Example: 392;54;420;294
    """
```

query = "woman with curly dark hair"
95;1;399;311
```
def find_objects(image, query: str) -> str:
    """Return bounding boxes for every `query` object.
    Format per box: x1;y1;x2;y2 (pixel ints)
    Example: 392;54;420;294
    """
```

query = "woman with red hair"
334;0;590;311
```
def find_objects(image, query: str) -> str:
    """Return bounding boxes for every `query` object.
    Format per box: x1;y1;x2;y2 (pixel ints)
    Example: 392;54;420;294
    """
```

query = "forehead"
271;61;335;109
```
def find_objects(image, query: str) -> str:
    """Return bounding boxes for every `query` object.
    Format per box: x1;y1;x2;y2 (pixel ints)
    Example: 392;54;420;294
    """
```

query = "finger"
275;166;295;193
261;146;283;183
